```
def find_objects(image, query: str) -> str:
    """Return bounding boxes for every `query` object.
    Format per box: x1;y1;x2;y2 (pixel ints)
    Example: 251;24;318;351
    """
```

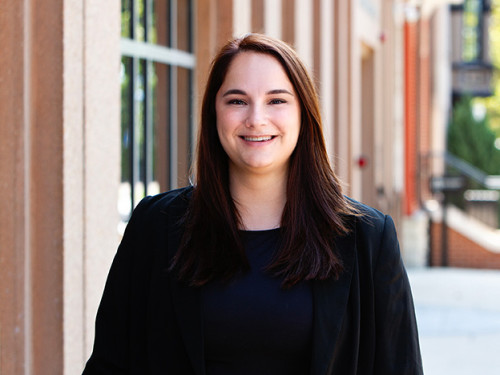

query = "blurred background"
1;0;500;374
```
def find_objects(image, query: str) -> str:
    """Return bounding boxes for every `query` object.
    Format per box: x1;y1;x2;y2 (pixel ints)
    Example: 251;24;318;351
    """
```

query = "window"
462;0;483;62
119;0;195;223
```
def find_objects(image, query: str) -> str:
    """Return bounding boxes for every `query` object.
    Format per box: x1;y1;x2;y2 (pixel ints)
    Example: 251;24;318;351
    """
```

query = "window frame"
120;0;196;224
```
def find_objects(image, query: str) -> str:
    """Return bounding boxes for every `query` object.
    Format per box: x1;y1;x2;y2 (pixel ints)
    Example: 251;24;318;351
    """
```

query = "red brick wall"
404;16;434;215
431;222;500;268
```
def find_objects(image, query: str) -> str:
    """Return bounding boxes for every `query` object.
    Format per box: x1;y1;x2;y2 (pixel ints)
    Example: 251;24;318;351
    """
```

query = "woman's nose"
245;104;267;128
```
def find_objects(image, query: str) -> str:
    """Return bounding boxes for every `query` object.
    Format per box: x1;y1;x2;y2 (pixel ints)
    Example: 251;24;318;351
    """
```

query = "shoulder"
117;186;194;259
344;197;399;260
132;186;193;220
122;186;193;238
345;197;389;233
342;198;403;282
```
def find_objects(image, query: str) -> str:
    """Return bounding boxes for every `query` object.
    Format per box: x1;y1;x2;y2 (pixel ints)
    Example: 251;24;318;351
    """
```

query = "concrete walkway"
407;268;500;375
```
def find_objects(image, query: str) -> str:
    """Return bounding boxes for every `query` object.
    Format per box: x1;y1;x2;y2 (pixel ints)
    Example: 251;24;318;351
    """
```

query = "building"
425;0;500;269
0;0;456;373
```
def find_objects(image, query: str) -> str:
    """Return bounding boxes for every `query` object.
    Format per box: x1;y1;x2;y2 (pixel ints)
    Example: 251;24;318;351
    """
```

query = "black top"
202;228;313;375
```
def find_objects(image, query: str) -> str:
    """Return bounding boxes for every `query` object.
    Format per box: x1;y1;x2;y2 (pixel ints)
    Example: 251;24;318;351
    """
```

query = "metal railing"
443;152;500;229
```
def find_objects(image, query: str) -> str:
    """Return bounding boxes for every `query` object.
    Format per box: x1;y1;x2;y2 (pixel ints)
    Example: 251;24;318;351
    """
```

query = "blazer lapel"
164;199;205;375
310;231;357;375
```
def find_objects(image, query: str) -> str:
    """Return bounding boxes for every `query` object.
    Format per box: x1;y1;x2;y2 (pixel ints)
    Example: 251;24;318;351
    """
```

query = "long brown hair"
171;34;357;287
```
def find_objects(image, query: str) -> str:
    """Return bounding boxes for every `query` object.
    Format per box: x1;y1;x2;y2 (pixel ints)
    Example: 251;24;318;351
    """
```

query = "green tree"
448;96;500;175
475;0;500;137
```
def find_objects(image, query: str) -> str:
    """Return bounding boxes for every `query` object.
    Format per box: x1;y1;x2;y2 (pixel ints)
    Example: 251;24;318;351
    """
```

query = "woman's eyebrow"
266;89;294;96
222;88;294;97
222;89;246;97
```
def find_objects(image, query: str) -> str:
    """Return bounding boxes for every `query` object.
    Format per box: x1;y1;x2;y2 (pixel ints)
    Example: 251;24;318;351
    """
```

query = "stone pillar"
0;0;120;373
0;1;32;373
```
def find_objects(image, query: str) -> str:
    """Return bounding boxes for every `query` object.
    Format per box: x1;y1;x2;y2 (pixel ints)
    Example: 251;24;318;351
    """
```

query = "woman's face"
215;52;301;177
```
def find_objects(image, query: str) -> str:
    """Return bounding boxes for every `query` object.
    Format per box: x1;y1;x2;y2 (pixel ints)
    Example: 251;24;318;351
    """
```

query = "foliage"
475;0;500;137
447;96;500;175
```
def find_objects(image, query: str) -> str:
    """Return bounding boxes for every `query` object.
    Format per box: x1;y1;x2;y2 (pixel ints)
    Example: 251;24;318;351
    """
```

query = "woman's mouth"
240;135;276;142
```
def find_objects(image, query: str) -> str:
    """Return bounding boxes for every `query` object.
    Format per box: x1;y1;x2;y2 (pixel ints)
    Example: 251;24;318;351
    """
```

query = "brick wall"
430;222;500;268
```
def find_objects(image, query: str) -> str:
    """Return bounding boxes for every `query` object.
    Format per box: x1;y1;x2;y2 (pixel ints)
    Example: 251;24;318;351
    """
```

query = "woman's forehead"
220;52;294;93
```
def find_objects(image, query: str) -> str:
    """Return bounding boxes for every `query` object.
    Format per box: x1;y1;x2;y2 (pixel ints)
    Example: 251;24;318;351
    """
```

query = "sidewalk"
407;268;500;375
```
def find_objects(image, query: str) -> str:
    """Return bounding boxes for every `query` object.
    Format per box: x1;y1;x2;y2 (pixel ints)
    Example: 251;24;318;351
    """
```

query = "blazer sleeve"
82;196;153;374
372;215;423;375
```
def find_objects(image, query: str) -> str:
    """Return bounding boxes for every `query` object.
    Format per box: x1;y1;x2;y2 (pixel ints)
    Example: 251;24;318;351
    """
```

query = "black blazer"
83;187;423;374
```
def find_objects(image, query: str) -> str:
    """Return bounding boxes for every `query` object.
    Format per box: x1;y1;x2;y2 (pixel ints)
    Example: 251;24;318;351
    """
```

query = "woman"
83;34;423;374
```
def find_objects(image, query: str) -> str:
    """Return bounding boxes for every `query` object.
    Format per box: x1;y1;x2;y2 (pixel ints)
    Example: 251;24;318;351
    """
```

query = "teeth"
243;136;273;142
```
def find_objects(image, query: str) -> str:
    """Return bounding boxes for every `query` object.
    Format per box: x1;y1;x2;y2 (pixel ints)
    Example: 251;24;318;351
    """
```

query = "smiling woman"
174;34;353;285
83;34;423;375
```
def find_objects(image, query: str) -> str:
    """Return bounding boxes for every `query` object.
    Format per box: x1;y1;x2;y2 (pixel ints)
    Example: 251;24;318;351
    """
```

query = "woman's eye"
228;99;246;105
269;98;286;105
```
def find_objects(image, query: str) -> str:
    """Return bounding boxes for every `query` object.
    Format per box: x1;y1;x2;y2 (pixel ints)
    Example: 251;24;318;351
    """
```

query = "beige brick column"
0;0;31;373
0;0;120;373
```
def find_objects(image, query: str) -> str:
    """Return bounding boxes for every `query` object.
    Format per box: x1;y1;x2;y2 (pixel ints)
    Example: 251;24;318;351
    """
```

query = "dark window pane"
177;67;192;186
177;0;193;52
119;56;133;220
150;0;168;45
148;0;157;44
152;62;171;192
151;0;170;47
134;59;147;206
136;0;146;41
121;0;133;38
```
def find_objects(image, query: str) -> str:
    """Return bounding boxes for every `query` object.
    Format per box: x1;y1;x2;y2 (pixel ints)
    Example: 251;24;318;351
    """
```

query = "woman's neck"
229;168;288;231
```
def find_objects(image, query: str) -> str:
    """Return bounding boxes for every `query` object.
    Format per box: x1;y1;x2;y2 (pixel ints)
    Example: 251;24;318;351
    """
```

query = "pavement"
407;267;500;375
